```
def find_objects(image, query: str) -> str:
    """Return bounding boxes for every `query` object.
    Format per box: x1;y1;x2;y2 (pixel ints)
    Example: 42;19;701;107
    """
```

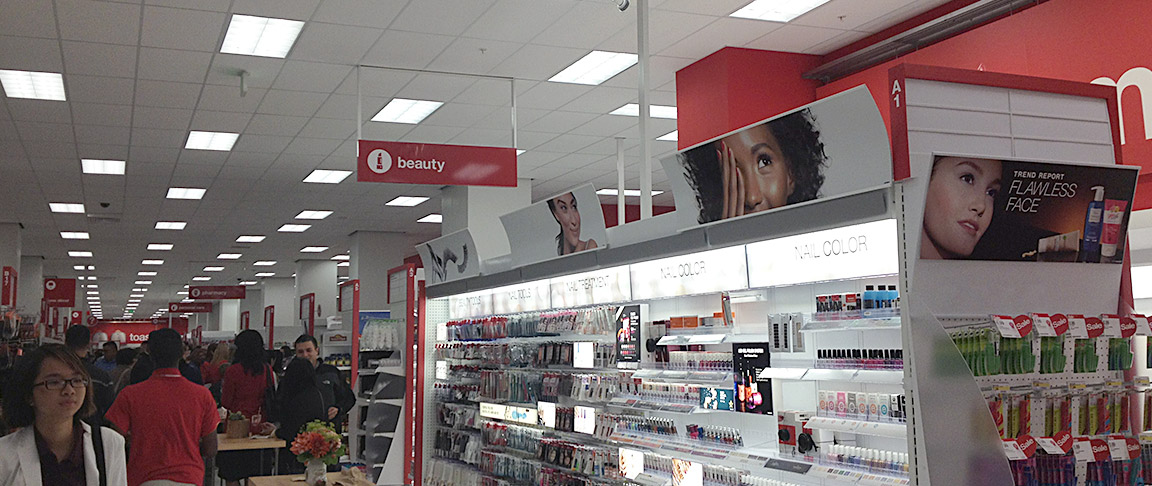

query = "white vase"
305;459;326;485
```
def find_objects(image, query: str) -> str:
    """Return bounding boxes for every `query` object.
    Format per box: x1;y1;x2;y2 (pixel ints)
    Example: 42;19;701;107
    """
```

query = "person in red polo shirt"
106;328;219;486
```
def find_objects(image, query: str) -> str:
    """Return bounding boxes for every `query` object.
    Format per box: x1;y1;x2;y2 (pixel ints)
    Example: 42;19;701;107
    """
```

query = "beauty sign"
991;315;1032;338
358;140;517;187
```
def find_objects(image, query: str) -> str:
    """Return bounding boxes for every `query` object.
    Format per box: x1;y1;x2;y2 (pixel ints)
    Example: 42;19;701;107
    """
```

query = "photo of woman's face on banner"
661;86;893;225
920;154;1139;263
500;184;608;266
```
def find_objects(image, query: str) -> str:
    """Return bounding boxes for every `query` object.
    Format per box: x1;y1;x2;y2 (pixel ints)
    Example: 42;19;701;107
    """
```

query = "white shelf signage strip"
491;280;552;315
630;245;748;300
746;218;899;288
549;265;632;307
448;289;494;319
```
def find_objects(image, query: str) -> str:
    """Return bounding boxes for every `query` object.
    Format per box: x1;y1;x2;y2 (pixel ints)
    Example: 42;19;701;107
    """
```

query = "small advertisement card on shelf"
418;229;481;286
732;342;772;414
698;387;734;411
919;155;1138;263
499;184;607;267
615;304;645;366
358;140;516;187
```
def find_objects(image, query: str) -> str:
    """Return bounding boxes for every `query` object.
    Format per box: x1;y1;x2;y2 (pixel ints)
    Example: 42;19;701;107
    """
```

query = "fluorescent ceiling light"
203;266;224;272
236;235;265;243
192;276;211;281
595;188;665;197
69;251;93;258
417;214;443;224
87;296;99;300
220;14;304;58
86;291;99;295
166;187;206;200
730;0;831;22
217;253;242;260
134;280;152;285
130;294;144;298
656;130;678;142
371;98;444;124
331;255;350;261
239;281;257;285
254;261;276;266
137;271;157;276
385;196;429;207
184;131;239;151
86;266;95;270
155;221;186;230
0;70;66;101
549;51;638;85
81;159;125;175
609;103;678;119
255;272;275;277
87;285;98;289
295;210;332;220
60;232;90;239
148;243;173;251
49;203;85;214
516;149;526;155
128;299;140;303
300;246;328;253
73;265;85;270
177;291;189;295
337;262;349;267
278;224;311;232
141;259;164;265
303;169;351;184
132;288;145;292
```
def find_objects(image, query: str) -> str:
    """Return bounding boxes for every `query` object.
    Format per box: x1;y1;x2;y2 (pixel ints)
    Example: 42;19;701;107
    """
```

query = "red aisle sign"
264;306;275;350
241;311;250;330
357;140;517;187
189;285;245;300
44;278;77;307
70;311;82;326
169;302;213;313
2;266;17;306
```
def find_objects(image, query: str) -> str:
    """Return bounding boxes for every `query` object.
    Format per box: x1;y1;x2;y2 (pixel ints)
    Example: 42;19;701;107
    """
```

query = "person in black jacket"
64;326;113;419
293;335;354;432
275;358;327;474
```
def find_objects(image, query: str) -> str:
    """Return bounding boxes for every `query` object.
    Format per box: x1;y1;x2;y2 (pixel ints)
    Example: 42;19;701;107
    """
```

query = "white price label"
1109;438;1130;461
1002;439;1027;461
1032;314;1056;337
1066;315;1088;338
1134;314;1152;336
1101;315;1122;338
992;315;1021;338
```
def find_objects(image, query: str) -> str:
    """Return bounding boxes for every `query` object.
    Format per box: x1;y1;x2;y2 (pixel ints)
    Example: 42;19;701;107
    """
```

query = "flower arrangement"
290;420;347;465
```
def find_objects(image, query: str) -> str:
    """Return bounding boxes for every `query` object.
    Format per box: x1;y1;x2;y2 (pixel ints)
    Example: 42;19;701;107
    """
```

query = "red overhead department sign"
169;302;213;313
357;140;517;187
44;278;76;307
189;285;245;300
1;266;15;306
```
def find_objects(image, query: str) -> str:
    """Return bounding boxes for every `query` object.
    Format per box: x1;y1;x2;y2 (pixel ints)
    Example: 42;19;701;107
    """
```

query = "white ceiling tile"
393;73;476;103
75;125;132;146
567;114;636;137
290;23;382;64
532;2;635;49
132;106;193;130
282;137;342;156
533;133;602;153
128;146;180;164
55;0;141;45
205;55;285;89
490;44;589;80
804;29;873;55
63;42;139;80
141;6;227;52
523;111;598;134
510;130;555;150
145;0;232;11
138;48;214;83
0;0;58;38
515;150;563;168
135;80;202;109
298;117;355;140
0;35;63;72
224;152;277;168
215;164;267;181
360;30;456;70
391;0;497;36
426;37;522;76
72;103;132;127
559;86;637;114
177;150;228;165
271;61;352;93
448;128;512;147
190;110;252;132
794;0;917;31
855;0;951;33
359;122;413;141
526;162;577;181
450;78;513;106
245;114;308;136
232;0;319;21
5;99;72;124
24;143;78;160
312;94;358;120
400;125;465;145
334;68;416;97
256;90;327;116
462;0;572;43
231;134;293;153
65;75;135;106
745;24;851;54
75;143;129;161
197;85;265;113
516;83;594;110
312;0;406;27
172;163;221;180
660;17;783;59
420;103;499;128
131;128;187;148
656;0;747;15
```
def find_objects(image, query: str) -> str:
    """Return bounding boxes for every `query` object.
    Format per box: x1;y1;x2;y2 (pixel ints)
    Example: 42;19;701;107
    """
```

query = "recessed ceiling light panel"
278;224;311;233
236;235;266;243
608;103;678;119
371;98;444;124
49;203;85;214
155;221;187;230
417;214;443;224
81;159;126;175
300;246;328;253
302;169;351;184
61;232;89;239
220;14;305;58
0;70;66;101
166;187;206;200
185;131;239;151
385;196;429;207
295;210;333;220
549;51;638;85
730;0;832;22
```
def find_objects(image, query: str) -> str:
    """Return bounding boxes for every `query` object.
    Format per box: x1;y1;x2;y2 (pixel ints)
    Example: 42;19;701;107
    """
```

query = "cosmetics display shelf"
799;316;902;333
759;367;904;385
448;332;618;344
972;370;1121;389
803;417;907;439
656;332;776;346
630;369;733;386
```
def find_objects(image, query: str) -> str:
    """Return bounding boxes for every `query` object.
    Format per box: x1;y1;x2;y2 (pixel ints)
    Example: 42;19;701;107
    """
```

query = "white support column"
350;231;412;310
441;178;532;259
296;260;338;332
17;255;42;315
636;0;653;219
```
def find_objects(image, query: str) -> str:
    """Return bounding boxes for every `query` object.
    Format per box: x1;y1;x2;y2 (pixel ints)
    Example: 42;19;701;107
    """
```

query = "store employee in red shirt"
106;328;219;486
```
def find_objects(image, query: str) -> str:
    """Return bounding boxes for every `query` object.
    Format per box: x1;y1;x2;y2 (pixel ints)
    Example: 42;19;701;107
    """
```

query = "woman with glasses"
0;344;128;486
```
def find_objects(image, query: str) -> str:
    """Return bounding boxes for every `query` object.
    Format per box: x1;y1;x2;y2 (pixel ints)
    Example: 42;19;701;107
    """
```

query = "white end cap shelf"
804;416;907;438
759;367;904;384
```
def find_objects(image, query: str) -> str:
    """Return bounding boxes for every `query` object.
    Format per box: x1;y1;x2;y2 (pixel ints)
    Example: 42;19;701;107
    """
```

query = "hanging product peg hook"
239;70;249;97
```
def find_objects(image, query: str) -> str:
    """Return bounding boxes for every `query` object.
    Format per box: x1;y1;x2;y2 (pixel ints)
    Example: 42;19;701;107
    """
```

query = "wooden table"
211;435;288;486
248;474;307;486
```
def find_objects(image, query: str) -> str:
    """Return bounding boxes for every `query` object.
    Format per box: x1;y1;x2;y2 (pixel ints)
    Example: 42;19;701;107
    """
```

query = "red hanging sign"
169;302;213;313
241;311;250;330
357;140;517;187
70;311;82;326
264;305;275;350
189;285;246;300
2;266;17;306
44;278;77;307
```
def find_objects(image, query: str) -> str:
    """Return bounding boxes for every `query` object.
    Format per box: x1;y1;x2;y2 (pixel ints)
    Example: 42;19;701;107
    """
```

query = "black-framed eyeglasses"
33;378;90;391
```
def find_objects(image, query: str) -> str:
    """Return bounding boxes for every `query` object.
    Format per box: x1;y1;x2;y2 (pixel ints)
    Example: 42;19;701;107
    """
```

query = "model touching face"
31;357;86;423
718;124;796;219
921;156;1002;259
551;192;582;252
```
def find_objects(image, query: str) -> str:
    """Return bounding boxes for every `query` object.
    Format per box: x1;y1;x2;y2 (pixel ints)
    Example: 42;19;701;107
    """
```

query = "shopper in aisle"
279;345;293;372
274;358;328;474
108;348;136;396
202;344;231;386
676;109;827;223
293;335;355;432
920;156;1003;260
64;326;114;420
0;344;128;485
547;192;598;256
93;342;118;374
105;328;219;486
178;342;204;385
217;330;274;485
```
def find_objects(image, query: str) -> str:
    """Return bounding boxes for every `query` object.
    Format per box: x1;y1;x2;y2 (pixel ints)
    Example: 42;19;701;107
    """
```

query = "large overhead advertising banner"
358;140;517;187
919;155;1138;263
661;86;892;226
500;184;608;267
418;229;481;285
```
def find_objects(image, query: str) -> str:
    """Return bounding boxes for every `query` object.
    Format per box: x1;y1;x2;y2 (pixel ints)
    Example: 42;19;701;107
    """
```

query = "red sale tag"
1016;435;1037;458
1128;438;1141;460
1085;317;1105;338
1092;439;1111;462
1050;314;1070;336
1013;315;1033;337
1120;317;1137;338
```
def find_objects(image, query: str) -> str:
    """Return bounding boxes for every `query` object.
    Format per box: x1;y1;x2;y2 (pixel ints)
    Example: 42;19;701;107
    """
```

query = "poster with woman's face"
660;86;893;225
499;184;608;266
920;154;1138;263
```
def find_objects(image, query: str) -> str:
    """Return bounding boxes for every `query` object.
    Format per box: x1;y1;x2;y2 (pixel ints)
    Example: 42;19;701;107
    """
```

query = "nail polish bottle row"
815;348;903;370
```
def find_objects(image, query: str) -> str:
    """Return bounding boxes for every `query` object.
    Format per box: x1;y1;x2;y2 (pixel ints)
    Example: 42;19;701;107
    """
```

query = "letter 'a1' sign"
357;140;516;187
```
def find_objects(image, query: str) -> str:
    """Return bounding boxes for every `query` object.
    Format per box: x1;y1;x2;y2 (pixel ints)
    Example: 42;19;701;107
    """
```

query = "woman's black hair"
129;353;154;385
2;344;97;427
678;109;827;223
279;357;317;401
233;329;266;376
546;193;577;256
